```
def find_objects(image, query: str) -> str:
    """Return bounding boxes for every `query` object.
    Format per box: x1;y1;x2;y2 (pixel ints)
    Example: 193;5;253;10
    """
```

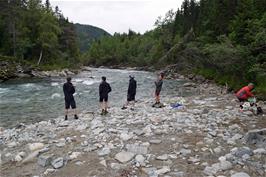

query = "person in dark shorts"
153;72;164;107
99;76;112;115
63;77;78;120
122;75;137;110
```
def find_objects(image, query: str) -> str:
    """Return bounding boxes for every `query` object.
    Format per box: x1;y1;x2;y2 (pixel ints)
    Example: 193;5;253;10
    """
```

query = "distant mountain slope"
74;23;111;52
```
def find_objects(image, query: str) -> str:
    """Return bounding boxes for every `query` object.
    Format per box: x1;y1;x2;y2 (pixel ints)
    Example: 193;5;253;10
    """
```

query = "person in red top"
236;83;255;102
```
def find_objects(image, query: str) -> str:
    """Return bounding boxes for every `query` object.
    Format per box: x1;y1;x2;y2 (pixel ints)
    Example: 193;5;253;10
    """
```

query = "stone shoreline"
0;78;266;177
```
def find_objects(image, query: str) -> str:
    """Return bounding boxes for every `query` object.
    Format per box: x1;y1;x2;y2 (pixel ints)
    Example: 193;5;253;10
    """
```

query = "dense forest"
84;0;266;97
74;23;110;53
0;0;81;69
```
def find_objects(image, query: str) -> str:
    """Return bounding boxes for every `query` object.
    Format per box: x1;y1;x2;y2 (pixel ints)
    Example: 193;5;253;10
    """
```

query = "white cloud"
45;0;183;34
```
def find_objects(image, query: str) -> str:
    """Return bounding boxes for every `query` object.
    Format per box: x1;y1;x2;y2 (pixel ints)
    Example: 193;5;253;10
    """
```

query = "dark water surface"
0;68;188;128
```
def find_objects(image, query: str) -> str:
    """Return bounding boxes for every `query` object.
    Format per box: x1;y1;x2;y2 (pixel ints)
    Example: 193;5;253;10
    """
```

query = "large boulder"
245;128;266;147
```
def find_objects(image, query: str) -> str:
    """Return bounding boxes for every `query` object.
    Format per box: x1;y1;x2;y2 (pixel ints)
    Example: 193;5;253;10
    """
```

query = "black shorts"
127;94;135;102
99;96;108;102
65;99;76;109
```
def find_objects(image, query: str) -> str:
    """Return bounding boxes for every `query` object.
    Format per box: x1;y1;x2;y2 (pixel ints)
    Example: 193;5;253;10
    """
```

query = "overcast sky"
45;0;183;34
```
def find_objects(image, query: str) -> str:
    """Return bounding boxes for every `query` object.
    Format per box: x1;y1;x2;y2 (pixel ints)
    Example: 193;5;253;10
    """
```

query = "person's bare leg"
104;101;108;113
65;109;68;120
155;95;160;103
73;108;78;119
100;102;104;113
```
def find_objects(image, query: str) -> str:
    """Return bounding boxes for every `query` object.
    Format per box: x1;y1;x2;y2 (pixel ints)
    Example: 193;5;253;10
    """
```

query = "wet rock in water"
97;147;111;156
231;172;250;177
245;128;266;147
51;157;64;169
126;144;148;154
38;155;53;167
115;151;135;163
28;143;44;151
156;166;170;175
156;154;168;161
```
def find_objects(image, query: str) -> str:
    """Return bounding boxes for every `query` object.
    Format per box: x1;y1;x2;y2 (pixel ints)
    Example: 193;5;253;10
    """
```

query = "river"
0;68;189;128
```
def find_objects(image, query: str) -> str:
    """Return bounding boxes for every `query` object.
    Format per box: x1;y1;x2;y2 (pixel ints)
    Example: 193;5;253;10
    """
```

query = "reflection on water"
0;68;189;128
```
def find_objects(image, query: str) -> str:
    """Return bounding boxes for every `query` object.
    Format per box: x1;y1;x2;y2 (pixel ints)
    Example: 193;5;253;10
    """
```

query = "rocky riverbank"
0;58;80;82
0;79;266;177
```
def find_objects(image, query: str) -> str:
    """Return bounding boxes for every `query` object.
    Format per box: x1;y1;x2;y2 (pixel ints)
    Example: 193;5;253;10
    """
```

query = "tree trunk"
12;22;16;57
37;49;43;65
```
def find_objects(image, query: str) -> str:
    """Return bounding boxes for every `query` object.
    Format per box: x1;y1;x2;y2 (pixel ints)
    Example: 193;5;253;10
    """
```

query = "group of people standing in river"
63;72;165;120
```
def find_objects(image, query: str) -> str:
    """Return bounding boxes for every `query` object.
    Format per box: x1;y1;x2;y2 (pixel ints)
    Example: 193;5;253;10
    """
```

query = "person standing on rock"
153;72;164;107
99;76;112;115
63;77;78;120
122;75;137;110
236;83;255;102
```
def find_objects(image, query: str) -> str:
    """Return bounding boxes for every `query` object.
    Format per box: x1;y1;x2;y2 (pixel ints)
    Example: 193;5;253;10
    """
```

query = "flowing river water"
0;68;191;128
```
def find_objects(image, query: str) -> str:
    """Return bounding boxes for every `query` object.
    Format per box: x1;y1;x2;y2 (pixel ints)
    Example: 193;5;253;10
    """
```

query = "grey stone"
83;145;98;152
134;129;144;136
97;147;110;156
126;144;148;154
142;167;158;177
115;151;135;163
233;147;253;158
245;128;266;146
156;154;168;161
135;154;145;164
38;155;53;167
169;171;184;177
253;148;266;155
51;157;64;169
179;148;191;156
203;165;219;176
231;172;250;177
188;157;200;163
149;139;162;144
219;160;233;170
156;166;170;175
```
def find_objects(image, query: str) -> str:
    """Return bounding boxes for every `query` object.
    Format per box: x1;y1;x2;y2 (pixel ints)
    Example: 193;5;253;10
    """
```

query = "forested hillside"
0;0;80;69
74;23;110;52
84;0;266;97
